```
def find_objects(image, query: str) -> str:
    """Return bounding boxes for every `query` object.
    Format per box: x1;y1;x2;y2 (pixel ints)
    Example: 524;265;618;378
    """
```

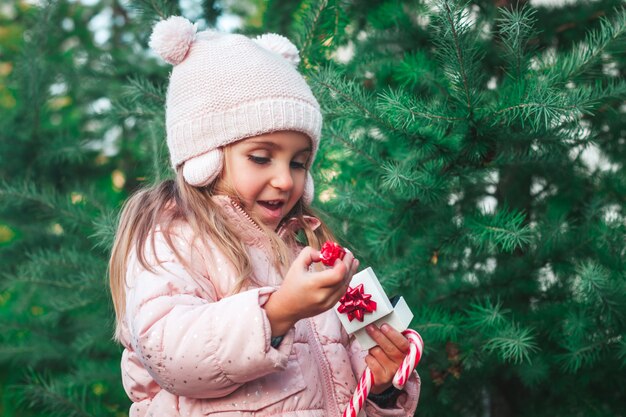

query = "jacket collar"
211;194;321;248
276;216;322;239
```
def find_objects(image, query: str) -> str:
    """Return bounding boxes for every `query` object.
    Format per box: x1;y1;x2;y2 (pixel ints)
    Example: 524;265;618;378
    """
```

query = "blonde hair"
109;167;336;341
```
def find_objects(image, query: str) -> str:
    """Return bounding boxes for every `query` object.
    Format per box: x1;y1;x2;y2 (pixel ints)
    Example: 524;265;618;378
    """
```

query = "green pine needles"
306;0;626;415
1;0;625;416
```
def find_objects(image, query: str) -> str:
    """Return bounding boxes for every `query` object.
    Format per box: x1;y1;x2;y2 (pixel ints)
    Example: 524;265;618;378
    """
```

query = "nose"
270;162;294;191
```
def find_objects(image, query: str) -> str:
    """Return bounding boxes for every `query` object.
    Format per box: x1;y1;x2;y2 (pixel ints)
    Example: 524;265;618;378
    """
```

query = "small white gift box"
334;267;414;350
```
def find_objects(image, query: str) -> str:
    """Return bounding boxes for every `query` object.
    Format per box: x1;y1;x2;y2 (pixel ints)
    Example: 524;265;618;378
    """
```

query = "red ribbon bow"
337;284;377;322
320;241;346;266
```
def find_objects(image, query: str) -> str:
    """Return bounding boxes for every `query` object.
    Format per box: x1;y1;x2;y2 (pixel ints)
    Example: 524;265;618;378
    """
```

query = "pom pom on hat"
253;34;300;67
150;16;198;65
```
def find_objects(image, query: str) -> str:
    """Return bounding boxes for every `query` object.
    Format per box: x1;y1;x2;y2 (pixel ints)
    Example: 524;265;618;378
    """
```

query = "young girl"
110;16;420;417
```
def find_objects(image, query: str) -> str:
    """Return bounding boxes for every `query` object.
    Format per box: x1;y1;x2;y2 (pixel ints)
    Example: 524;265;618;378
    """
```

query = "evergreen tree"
2;0;624;416
0;0;179;415
267;0;626;416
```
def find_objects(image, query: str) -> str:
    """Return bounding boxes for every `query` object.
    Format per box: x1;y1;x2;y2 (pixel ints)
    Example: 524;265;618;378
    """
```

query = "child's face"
221;131;312;230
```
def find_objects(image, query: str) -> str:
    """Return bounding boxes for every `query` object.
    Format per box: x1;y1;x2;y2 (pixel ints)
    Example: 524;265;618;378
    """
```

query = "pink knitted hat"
149;16;322;204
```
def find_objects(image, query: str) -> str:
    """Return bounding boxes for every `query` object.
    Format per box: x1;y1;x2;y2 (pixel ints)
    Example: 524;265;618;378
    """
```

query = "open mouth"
258;200;285;211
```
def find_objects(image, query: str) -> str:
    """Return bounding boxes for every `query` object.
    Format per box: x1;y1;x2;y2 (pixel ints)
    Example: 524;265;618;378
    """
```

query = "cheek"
236;172;262;194
290;172;307;198
234;168;256;184
226;161;259;193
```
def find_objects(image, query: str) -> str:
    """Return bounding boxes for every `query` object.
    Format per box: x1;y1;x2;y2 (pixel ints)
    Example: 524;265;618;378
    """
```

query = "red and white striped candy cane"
393;329;423;389
343;368;374;417
342;329;424;417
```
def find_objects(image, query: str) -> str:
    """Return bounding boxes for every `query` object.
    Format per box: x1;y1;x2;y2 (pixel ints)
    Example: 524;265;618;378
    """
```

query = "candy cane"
342;329;424;417
343;368;374;417
393;329;423;389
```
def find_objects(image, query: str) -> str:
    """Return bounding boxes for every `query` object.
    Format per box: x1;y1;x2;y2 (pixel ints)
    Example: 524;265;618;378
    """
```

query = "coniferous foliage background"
0;0;624;416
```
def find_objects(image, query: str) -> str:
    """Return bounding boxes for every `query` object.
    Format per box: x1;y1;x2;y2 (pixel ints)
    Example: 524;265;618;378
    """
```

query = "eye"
290;161;307;170
248;155;270;165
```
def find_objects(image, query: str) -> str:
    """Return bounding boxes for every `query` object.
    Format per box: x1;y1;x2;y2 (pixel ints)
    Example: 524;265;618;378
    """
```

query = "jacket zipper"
230;198;339;413
306;318;341;416
230;198;285;267
230;199;264;232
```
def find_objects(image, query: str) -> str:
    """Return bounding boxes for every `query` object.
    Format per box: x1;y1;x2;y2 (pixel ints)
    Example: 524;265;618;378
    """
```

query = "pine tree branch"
327;132;379;166
380;160;450;204
49;295;101;313
0;181;94;228
407;109;463;122
492;102;580;115
0;341;68;369
0;346;41;357
558;335;620;373
413;307;461;343
312;68;434;144
90;209;119;251
466;299;509;329
466;208;533;253
484;324;537;364
445;2;472;115
14;371;95;417
574;261;625;319
546;7;626;83
149;121;164;182
124;76;166;105
315;79;402;135
332;0;340;45
498;6;536;79
378;89;464;123
328;184;395;214
441;1;473;116
148;0;170;19
10;279;77;290
294;0;328;62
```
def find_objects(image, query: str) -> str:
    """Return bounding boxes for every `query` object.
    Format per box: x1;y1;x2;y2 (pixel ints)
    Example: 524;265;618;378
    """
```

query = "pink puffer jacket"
118;195;420;416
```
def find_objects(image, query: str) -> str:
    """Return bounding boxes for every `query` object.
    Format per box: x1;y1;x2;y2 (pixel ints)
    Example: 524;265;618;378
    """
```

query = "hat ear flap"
182;149;223;187
302;172;314;205
253;34;300;67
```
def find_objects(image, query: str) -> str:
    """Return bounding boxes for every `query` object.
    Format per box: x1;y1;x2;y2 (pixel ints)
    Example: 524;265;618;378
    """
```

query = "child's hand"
365;324;411;394
264;246;359;336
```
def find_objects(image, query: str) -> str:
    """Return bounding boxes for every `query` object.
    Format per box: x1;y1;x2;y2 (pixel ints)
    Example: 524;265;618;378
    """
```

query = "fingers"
364;353;393;394
367;324;410;357
338;250;355;283
348;256;359;282
283;245;361;320
314;262;349;287
365;353;388;382
296;246;321;269
293;245;360;295
381;324;411;353
369;344;402;375
341;249;354;267
297;246;358;279
334;249;359;285
365;326;410;391
315;249;359;287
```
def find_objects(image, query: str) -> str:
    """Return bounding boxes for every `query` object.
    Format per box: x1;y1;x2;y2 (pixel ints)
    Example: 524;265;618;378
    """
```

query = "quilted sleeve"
123;230;295;399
